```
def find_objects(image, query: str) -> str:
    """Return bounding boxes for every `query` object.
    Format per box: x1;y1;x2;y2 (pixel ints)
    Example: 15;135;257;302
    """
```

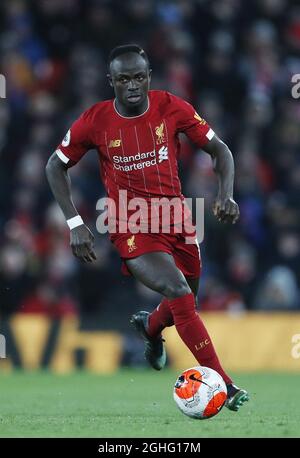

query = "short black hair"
108;44;149;67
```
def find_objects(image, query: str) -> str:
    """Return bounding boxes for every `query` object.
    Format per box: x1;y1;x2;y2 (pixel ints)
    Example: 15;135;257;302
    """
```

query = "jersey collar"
113;97;150;119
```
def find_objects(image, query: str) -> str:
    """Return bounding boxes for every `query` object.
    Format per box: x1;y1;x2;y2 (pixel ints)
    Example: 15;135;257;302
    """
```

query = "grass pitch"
0;370;299;438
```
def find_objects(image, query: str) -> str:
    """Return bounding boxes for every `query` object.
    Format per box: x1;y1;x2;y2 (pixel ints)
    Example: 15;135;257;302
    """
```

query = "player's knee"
162;280;191;299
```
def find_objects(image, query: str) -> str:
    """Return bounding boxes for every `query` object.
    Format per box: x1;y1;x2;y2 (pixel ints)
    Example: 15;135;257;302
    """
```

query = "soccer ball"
173;366;227;419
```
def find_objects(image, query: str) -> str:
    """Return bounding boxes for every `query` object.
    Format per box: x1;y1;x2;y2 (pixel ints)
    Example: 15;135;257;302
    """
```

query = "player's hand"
70;225;97;263
212;196;240;224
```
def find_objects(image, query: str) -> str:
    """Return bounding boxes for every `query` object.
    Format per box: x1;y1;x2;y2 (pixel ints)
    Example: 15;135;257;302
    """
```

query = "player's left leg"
175;239;249;411
225;386;249;411
145;239;249;411
146;276;198;338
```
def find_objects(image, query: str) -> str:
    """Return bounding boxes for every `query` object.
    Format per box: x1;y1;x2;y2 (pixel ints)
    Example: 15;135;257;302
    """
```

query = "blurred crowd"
0;0;300;329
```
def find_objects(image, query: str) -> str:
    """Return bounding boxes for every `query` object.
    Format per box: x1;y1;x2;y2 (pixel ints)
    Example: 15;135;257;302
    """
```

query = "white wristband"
67;215;84;230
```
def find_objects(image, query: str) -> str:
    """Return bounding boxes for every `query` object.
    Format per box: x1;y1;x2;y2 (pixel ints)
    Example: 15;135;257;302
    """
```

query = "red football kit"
55;90;215;278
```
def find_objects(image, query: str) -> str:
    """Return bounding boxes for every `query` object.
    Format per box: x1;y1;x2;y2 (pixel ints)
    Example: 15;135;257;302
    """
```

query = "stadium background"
0;0;300;374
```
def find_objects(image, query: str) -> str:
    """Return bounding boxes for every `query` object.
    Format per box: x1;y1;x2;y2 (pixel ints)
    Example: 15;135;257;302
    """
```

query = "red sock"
168;293;232;385
148;298;174;337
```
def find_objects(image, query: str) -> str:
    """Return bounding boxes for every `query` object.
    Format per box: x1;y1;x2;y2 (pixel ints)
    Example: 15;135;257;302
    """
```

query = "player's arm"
202;134;239;224
172;93;239;224
45;117;97;263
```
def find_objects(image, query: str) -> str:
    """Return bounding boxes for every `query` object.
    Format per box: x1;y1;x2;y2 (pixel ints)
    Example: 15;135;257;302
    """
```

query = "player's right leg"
128;252;191;371
130;310;167;370
142;232;202;339
130;275;198;369
127;252;232;383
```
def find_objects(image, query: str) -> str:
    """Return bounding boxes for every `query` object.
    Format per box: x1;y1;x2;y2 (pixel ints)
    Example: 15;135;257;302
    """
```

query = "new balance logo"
158;146;168;163
109;139;122;148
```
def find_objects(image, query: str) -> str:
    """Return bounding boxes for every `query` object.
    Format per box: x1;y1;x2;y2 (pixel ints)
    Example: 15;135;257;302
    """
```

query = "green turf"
0;370;299;438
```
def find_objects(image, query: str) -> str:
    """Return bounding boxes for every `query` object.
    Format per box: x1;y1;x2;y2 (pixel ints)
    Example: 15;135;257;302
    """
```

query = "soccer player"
46;44;249;411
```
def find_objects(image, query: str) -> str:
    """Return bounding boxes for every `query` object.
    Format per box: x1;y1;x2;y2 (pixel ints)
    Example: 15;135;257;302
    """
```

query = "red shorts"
111;231;202;279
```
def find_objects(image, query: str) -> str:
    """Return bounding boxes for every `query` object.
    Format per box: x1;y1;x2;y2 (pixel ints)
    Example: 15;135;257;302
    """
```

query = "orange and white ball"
173;366;227;419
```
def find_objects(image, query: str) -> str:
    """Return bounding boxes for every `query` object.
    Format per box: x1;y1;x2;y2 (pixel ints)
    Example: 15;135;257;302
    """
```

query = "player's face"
108;53;151;114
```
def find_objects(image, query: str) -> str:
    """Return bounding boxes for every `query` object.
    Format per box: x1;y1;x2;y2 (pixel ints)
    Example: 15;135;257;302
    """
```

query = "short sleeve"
170;93;215;148
55;110;94;165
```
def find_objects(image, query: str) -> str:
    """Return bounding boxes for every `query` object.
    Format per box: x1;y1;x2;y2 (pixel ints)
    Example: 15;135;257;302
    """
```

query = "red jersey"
56;90;214;232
